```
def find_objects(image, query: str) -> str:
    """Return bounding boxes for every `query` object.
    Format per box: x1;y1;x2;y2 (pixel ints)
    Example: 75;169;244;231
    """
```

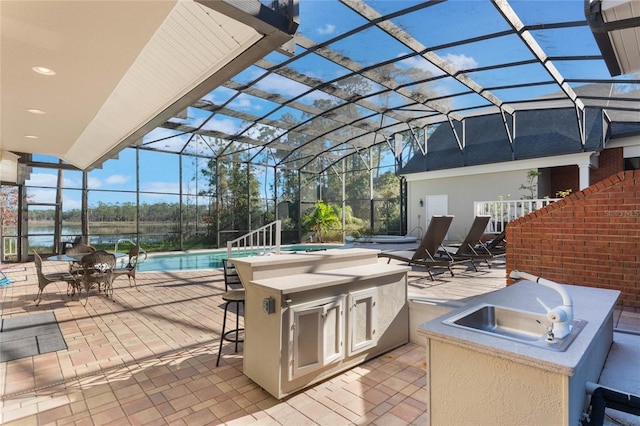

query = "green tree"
520;169;541;199
301;200;340;243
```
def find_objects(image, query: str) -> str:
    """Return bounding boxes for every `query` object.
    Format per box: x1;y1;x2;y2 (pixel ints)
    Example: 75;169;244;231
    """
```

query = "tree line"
26;201;207;223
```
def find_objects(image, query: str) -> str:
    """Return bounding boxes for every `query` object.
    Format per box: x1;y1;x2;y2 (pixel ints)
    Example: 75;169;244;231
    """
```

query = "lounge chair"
438;215;495;270
378;215;457;280
482;228;506;256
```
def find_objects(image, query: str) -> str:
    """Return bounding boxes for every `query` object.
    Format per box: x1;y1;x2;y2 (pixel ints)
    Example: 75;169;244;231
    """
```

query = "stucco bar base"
419;281;619;425
233;248;410;399
427;339;566;425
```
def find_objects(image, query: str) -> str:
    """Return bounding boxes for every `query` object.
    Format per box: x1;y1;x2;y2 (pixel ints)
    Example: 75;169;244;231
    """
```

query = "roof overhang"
0;0;295;171
402;152;598;182
585;0;640;76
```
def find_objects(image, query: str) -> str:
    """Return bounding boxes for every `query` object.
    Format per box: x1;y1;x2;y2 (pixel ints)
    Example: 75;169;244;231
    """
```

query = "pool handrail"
114;239;147;265
227;220;281;260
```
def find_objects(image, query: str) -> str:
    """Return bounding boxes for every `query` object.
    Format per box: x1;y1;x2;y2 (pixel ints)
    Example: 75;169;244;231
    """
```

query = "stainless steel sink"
443;303;587;352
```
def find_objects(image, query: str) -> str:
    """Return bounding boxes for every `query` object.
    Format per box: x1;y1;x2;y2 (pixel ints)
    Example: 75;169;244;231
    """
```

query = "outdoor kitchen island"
231;248;410;399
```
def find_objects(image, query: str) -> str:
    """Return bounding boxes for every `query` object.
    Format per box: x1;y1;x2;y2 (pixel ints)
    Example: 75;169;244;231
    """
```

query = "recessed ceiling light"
27;108;46;114
25;135;39;139
32;66;56;76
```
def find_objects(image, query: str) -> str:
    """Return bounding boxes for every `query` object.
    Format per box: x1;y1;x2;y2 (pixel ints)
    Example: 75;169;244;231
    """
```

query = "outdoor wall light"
419;199;424;207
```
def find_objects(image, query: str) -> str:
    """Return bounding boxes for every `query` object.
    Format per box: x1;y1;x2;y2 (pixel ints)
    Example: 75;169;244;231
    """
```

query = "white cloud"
105;174;130;185
398;52;478;75
201;85;236;105
443;53;478;70
27;187;56;204
88;176;102;189
202;117;240;134
230;96;260;111
317;24;336;35
255;73;311;98
141;181;180;194
25;172;57;187
63;198;82;210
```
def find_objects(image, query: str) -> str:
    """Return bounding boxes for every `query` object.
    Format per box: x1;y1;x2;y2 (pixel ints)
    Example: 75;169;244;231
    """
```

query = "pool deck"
0;248;638;425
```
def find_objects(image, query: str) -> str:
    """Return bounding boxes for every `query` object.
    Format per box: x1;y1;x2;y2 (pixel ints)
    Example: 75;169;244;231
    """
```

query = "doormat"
0;312;67;362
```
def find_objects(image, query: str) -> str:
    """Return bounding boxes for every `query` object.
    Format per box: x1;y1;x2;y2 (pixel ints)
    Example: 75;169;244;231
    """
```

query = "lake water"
8;225;139;247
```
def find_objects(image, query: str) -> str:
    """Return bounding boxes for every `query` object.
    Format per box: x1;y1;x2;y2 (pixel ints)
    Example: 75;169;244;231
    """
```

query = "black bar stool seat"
216;289;245;366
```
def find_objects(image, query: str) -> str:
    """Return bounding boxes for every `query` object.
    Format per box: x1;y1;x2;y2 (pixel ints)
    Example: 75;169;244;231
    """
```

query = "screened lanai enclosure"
4;142;403;260
1;0;640;262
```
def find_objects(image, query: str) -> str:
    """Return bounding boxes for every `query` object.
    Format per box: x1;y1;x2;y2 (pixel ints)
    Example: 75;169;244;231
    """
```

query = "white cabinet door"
288;295;345;380
348;288;378;356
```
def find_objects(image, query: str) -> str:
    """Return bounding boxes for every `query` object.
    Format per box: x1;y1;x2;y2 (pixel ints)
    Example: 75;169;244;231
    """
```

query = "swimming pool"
137;244;342;272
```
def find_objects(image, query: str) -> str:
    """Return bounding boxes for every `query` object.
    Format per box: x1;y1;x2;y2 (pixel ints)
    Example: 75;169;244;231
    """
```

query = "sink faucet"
509;270;574;339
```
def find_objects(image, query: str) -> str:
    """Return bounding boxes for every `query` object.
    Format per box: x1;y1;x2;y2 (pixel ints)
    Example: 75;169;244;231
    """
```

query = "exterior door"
425;194;449;240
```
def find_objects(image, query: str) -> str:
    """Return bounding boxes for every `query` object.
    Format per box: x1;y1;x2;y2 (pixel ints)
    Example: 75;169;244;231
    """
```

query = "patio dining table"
48;252;126;303
47;252;127;263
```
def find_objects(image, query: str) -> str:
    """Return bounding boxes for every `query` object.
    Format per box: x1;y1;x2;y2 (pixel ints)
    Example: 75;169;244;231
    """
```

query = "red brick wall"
506;170;640;309
545;148;625;197
591;147;624;184
549;165;579;197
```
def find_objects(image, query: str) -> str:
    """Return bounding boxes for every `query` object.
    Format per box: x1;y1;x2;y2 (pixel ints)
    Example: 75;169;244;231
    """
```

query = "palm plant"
301;200;340;243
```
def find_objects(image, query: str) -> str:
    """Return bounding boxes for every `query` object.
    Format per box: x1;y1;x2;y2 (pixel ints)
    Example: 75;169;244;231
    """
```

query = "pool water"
137;244;342;272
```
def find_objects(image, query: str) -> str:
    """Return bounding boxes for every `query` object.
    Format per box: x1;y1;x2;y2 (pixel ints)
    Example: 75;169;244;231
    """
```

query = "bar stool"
217;259;245;366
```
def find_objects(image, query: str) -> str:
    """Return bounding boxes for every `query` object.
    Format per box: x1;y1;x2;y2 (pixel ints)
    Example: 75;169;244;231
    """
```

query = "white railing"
226;220;282;260
2;236;18;261
474;198;560;233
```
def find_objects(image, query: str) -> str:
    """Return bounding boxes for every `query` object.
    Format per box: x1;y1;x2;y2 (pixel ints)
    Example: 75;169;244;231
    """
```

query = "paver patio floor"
1;254;637;425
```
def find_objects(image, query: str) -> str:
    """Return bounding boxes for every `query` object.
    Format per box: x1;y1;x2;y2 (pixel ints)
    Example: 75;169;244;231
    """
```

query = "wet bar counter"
232;248;410;399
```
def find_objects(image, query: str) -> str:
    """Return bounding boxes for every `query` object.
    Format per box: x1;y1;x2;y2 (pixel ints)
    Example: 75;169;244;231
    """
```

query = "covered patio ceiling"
0;0;296;172
3;0;640;176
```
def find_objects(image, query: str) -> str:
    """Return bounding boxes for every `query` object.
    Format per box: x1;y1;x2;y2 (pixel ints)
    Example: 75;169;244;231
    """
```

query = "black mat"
0;312;67;362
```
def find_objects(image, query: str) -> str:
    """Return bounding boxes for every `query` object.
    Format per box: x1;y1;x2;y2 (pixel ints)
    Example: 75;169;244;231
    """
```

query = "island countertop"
418;280;620;376
249;263;410;294
231;247;381;267
230;247;382;283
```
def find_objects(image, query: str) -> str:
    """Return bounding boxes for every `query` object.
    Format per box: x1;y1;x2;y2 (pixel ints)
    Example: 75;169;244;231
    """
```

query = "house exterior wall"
506;170;640;308
407;169;533;242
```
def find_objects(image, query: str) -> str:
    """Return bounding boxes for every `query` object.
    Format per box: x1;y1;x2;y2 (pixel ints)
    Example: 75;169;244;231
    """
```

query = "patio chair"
438;215;495;270
65;243;96;271
61;236;82;254
378;215;457;280
78;250;116;304
33;251;78;306
111;244;140;291
64;243;96;295
482;228;506;257
217;259;245;366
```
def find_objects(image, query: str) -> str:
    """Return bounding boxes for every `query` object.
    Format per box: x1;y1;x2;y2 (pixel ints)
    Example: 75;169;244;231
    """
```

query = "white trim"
402;152;597;182
623;145;640;158
606;135;640;151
